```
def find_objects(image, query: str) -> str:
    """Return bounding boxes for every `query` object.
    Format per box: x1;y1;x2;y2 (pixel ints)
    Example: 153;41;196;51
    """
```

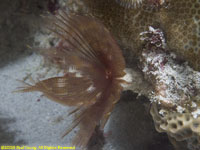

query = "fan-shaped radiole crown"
17;11;128;148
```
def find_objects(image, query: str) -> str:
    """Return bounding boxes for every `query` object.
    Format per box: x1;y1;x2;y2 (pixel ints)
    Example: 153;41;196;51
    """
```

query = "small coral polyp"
147;0;166;7
115;0;144;8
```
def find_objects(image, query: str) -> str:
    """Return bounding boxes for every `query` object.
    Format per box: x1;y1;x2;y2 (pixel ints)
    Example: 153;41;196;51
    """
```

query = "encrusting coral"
151;103;200;150
83;0;200;71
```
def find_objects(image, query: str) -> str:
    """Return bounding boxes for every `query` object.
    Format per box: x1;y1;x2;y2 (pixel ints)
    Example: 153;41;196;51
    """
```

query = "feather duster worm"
18;11;127;148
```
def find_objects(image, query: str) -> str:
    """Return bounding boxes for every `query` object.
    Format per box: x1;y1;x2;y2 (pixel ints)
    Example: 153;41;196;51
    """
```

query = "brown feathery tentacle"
17;75;101;106
18;12;127;148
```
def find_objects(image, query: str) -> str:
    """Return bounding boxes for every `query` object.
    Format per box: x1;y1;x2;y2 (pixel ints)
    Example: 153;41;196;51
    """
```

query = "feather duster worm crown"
115;0;145;8
18;11;127;148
